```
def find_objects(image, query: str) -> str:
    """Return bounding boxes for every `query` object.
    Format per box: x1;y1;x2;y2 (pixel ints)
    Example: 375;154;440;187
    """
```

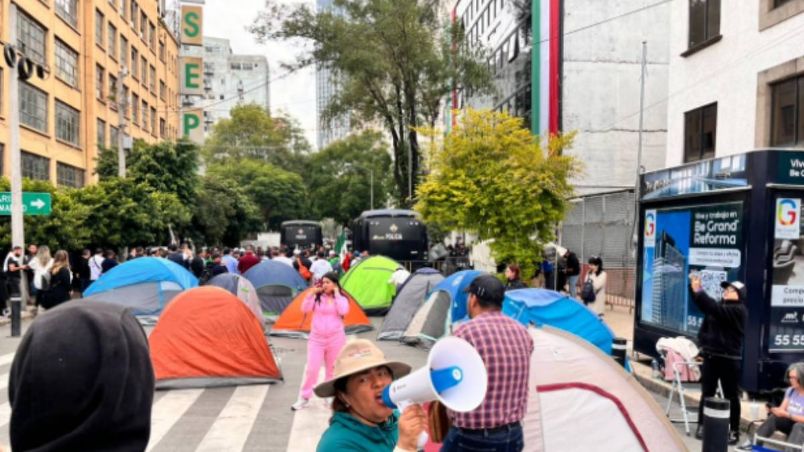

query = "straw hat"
314;339;411;398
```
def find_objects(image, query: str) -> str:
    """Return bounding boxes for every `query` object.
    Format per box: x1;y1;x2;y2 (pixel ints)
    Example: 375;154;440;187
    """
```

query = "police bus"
280;220;323;250
351;209;428;262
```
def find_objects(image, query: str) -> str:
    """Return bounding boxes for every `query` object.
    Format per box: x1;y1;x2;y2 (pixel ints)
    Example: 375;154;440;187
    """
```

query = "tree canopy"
251;0;491;205
187;175;262;246
416;109;578;275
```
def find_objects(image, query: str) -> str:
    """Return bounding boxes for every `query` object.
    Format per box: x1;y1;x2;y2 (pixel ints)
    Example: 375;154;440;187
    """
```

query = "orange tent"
270;288;373;338
150;286;282;389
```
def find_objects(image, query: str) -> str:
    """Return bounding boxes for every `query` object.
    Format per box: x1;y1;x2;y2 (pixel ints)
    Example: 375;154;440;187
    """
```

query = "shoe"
736;439;753;451
291;398;309;411
694;425;703;439
728;431;740;445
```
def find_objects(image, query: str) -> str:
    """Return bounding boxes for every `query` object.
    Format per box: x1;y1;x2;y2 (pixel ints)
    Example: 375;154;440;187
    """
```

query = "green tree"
251;0;491;204
188;175;262;246
305;131;393;224
208;160;307;230
416;110;578;276
203;104;311;173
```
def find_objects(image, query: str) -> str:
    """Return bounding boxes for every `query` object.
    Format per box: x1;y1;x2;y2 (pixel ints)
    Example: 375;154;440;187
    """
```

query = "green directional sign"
0;192;52;216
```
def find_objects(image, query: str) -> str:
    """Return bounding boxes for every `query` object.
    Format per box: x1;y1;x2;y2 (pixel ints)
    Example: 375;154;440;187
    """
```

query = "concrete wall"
665;1;804;165
562;0;670;194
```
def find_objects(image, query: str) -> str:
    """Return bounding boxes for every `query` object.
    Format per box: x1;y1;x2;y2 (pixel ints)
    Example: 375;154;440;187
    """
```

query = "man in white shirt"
309;250;333;283
89;248;105;281
273;249;294;268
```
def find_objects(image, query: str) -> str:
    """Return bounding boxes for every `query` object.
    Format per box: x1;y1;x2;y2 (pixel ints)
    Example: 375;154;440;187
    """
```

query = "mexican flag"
335;230;348;260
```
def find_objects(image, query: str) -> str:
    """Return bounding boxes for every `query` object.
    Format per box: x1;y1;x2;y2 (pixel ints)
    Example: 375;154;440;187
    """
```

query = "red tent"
150;286;282;389
270;288;373;338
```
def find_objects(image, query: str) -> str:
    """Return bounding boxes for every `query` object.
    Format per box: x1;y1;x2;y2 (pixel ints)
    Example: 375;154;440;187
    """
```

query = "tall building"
182;37;270;136
315;0;350;150
0;0;182;187
651;231;687;332
451;0;670;194
665;0;804;165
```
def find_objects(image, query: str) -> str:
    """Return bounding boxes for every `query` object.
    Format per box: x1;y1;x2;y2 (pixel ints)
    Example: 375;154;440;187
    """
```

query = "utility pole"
117;67;129;177
632;41;648;303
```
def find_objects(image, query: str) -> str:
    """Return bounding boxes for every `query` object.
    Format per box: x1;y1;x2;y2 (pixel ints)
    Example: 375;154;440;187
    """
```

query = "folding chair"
662;355;724;436
750;435;804;451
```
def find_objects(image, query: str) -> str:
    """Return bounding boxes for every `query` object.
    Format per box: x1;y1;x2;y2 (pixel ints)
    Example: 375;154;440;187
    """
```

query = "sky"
202;0;318;148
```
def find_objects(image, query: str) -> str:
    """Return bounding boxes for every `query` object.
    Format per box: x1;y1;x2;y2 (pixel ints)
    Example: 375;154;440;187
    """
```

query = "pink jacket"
302;292;349;337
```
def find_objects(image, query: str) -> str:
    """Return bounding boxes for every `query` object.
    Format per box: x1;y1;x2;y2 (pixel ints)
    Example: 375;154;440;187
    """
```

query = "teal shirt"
317;411;399;452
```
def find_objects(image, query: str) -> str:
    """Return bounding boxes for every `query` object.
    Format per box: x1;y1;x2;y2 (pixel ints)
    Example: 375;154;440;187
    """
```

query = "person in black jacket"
690;275;747;444
563;249;581;298
504;264;527;291
39;250;73;310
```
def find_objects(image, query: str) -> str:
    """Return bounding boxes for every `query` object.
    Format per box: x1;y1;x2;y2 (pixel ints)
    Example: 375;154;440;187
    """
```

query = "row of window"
20;81;81;147
684;74;804;162
688;0;794;50
20;150;85;188
461;0;506;45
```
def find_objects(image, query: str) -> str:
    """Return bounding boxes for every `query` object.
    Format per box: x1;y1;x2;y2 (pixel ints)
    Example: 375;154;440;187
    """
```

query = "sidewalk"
604;306;765;432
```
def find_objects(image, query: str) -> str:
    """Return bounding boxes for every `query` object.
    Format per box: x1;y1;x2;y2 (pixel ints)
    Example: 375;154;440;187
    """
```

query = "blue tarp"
502;288;615;354
84;257;198;297
430;270;482;323
243;260;307;292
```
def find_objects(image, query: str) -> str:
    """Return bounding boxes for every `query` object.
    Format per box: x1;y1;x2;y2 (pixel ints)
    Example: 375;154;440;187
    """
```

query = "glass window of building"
56;100;80;146
19;82;48;132
150;106;156;133
688;0;720;49
131;47;139;79
55;39;80;88
97;119;106;149
22;152;50;181
95;9;105;49
55;0;79;28
150;66;156;92
110;125;119;149
108;23;118;59
684;103;718;162
771;75;804;147
141;56;147;84
142;100;148;132
132;93;139;124
96;65;105;100
57;163;85;188
18;11;47;65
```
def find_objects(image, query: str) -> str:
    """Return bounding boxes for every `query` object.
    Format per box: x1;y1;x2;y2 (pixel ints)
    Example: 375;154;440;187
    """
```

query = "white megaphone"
382;336;487;412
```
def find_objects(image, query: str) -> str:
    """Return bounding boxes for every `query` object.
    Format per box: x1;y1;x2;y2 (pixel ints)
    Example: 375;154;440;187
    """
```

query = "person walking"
28;245;53;316
38;251;73;310
89;248;104;283
563;248;580;298
292;271;349;411
77;249;92;293
310;250;333;284
237;246;261;274
690;275;747;444
584;256;608;316
504;264;527;291
4;246;26;311
101;250;118;274
441;274;534;451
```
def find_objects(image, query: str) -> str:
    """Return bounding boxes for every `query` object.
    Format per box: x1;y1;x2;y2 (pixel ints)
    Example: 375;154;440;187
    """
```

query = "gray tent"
378;268;444;341
401;290;453;348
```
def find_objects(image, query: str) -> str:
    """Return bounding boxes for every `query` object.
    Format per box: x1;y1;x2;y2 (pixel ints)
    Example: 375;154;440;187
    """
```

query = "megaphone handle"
396;399;429;450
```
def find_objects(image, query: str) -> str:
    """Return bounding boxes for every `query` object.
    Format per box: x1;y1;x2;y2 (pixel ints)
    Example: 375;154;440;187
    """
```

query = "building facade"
665;0;804;165
315;0;350;150
451;0;670;194
0;0;182;187
182;36;270;136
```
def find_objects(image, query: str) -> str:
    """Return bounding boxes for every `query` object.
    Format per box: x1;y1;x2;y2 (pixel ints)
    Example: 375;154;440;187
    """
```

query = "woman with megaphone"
314;339;427;451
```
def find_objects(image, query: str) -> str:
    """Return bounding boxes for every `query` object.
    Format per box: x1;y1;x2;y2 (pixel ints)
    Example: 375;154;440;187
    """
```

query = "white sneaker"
291;398;309;411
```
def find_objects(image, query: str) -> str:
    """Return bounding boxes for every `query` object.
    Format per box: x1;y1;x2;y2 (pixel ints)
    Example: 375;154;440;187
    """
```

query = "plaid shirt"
449;311;533;429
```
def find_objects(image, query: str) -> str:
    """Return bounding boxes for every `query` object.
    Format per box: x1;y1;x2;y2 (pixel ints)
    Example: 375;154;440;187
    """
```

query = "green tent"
341;256;401;315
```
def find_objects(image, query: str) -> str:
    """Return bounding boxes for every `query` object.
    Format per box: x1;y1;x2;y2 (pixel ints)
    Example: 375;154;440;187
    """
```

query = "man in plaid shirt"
441;274;534;451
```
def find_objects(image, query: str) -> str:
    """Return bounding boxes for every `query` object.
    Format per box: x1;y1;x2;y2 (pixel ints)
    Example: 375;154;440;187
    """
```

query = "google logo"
779;199;798;226
645;213;656;237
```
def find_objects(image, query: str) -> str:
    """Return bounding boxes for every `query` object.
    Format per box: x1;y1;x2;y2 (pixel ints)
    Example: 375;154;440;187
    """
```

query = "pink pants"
300;333;346;399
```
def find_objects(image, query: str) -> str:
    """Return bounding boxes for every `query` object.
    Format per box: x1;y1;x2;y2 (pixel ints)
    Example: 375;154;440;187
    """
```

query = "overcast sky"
203;0;318;148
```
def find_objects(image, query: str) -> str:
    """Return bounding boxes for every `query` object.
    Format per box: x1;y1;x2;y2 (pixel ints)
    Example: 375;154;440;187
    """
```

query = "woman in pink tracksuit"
292;271;349;410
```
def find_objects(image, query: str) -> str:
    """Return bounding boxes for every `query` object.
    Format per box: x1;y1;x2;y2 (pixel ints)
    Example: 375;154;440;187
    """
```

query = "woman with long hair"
504;263;527;291
38;250;72;310
29;245;53;315
585;256;607;316
292;271;349;411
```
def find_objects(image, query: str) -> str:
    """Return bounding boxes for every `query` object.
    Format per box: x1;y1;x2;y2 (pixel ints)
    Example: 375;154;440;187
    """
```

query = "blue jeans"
567;274;579;298
441;423;523;452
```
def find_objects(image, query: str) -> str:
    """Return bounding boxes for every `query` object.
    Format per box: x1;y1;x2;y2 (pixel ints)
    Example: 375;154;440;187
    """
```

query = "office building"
315;0;350;150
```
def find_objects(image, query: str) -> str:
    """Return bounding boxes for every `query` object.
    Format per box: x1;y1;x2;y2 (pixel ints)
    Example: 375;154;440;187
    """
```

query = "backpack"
297;258;312;281
581;277;596;304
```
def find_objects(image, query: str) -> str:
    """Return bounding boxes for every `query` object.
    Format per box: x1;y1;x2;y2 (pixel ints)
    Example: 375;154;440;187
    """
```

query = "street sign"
0;192;52;216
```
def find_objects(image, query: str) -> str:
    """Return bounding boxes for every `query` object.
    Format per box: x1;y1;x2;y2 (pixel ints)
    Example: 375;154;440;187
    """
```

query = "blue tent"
503;288;614;354
445;270;484;322
243;260;308;315
83;257;198;319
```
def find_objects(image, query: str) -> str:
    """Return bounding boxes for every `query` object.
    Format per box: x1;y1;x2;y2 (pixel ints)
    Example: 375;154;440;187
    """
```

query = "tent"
378;268;444;341
270;288;373;338
83;257;198;323
243;260;308;316
340;255;401;315
523;326;685;451
502;288;614;354
207;273;263;326
149;286;282;389
401;270;482;347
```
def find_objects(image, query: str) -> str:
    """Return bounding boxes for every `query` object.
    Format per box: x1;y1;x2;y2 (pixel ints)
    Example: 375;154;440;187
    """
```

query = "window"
56;100;80;146
110;126;119;149
57;163;85;188
149;22;156;50
108;23;117;59
771;75;804;146
688;0;720;49
121;37;129;68
684;103;718;162
95;9;105;49
18;12;46;65
96;65;105;100
159;40;166;62
150;107;156;134
141;56;147;85
55;0;79;28
97;119;106;149
159;80;166;100
123;87;130;118
55;39;79;87
109;74;118;108
20;82;47;132
140;12;147;40
132;93;139;124
131;47;139;79
22;152;50;181
131;1;138;28
121;0;127;19
142;100;148;132
159;117;166;138
150;66;156;93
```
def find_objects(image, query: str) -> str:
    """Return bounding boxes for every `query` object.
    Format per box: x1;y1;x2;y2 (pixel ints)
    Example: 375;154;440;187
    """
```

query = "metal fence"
561;190;637;310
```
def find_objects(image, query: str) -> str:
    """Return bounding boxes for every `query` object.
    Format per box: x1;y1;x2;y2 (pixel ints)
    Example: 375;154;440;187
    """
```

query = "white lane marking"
0;402;9;428
146;389;204;451
195;385;270;452
286;367;330;452
0;353;15;367
0;373;8;391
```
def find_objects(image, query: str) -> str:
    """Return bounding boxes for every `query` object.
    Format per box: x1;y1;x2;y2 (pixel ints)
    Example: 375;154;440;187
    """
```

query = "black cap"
465;274;505;306
720;280;747;301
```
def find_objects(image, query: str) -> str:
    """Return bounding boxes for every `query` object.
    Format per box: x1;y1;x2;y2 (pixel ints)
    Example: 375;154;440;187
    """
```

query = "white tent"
523;326;686;452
